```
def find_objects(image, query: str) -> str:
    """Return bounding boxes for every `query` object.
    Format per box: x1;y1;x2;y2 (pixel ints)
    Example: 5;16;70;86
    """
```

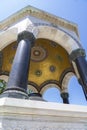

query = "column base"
28;93;46;101
0;88;29;99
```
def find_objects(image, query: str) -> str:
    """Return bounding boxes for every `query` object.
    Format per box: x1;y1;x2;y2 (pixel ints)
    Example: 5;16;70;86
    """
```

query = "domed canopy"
0;6;86;102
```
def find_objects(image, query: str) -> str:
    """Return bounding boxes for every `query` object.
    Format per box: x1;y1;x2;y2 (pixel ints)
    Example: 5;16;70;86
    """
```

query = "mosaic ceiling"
0;38;74;92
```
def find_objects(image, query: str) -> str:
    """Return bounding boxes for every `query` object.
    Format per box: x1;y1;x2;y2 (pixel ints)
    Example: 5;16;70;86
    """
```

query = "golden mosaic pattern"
1;39;72;89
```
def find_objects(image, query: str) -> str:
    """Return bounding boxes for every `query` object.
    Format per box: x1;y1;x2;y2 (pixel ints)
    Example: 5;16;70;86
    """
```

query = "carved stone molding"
0;22;81;54
0;6;79;37
0;98;87;130
27;23;81;47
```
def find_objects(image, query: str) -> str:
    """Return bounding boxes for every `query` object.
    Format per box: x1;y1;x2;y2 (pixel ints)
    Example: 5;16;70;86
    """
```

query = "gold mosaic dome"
0;38;74;93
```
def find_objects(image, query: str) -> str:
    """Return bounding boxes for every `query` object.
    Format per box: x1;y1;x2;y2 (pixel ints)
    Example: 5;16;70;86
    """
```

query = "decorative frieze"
0;6;79;37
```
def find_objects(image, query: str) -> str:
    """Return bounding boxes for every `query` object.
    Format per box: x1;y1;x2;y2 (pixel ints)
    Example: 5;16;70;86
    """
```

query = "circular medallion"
49;65;56;72
31;46;47;62
35;70;42;77
33;50;41;56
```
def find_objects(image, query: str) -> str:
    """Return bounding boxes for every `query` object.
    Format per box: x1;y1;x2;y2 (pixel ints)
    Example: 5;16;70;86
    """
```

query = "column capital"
61;92;69;104
17;31;35;47
70;49;86;61
61;92;69;99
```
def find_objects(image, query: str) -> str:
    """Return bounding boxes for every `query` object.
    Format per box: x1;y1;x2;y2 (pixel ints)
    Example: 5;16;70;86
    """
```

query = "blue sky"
0;0;87;105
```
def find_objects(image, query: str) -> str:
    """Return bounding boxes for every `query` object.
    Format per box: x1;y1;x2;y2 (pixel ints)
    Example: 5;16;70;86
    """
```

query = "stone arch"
27;84;38;94
40;83;61;95
0;28;18;51
42;86;62;102
0;24;82;55
61;72;75;93
35;25;82;54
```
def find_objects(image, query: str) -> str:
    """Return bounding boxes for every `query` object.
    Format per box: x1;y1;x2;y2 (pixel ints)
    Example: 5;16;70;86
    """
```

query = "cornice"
0;5;79;37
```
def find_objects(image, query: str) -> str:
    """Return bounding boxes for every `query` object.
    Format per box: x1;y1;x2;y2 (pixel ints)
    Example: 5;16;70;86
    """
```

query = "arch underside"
0;24;81;95
0;24;82;53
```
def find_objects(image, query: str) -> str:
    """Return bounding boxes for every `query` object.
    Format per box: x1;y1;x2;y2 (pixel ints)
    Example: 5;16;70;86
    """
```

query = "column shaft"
1;31;35;99
75;57;87;99
70;49;87;100
7;39;31;90
62;98;69;104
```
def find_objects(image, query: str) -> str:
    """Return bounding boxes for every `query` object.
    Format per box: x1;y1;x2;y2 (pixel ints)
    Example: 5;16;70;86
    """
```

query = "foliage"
0;79;6;94
27;89;33;95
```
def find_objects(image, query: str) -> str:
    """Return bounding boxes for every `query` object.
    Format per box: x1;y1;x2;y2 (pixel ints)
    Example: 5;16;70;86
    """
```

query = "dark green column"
61;92;69;104
1;31;35;99
70;49;87;100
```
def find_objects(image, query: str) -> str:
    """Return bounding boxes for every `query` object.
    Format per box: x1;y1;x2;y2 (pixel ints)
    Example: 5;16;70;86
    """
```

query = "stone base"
0;98;87;130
